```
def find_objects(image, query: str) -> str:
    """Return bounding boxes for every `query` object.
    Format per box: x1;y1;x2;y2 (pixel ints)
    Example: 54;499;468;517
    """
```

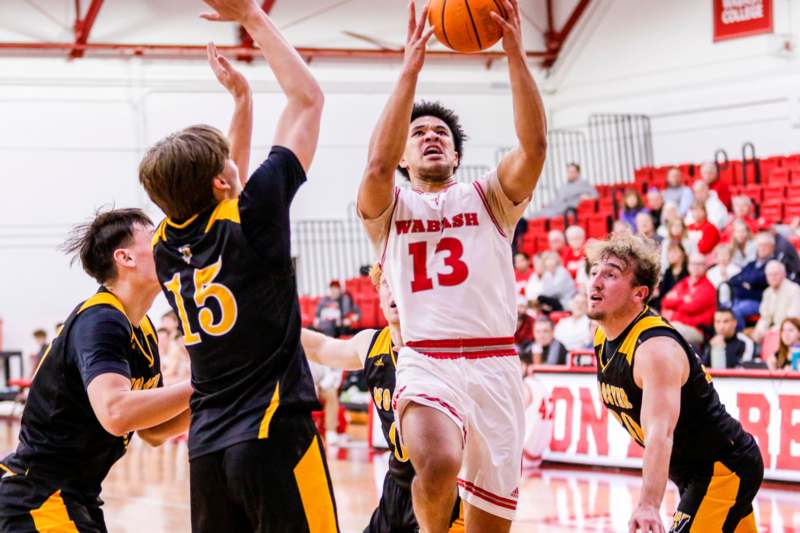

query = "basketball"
429;0;506;53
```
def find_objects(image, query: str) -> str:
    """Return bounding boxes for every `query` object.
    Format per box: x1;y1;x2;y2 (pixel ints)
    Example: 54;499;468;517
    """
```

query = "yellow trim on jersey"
621;316;671;366
0;463;15;477
78;292;128;319
690;462;743;532
29;490;79;532
204;199;240;233
367;328;393;361
166;214;198;229
293;436;338;533
151;219;168;248
78;292;156;367
257;382;281;439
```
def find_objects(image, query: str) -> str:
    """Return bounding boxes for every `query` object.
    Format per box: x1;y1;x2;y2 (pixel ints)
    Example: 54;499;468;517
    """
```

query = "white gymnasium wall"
0;55;523;352
547;0;800;167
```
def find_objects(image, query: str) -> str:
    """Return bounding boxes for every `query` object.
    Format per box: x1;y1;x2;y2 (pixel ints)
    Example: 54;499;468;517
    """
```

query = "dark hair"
62;208;153;285
32;329;47;339
515;251;530;261
398;101;467;179
162;310;177;321
623;189;644;212
714;308;736;320
776;317;800;368
568;162;581;173
139;124;230;221
157;327;170;335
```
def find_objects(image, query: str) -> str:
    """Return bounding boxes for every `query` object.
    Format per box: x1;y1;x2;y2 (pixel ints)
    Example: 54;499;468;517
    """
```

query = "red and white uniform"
362;171;528;520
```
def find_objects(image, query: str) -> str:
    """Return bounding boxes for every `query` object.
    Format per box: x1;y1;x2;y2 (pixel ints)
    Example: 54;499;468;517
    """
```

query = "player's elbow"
294;84;324;112
138;429;166;447
98;411;132;438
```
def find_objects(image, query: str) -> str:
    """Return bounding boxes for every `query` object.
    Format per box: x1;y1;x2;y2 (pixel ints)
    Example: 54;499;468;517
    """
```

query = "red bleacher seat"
536;236;549;251
520;234;537;257
596;185;614;198
786;165;800;184
549;311;571;325
783;154;800;167
597;197;614;215
299;295;320;327
784;201;800;222
741;185;763;204
768;168;790;186
760;201;783;224
549;216;565;232
576;199;596;221
762;185;786;202
634;167;653;183
587;214;610;239
528;217;548;234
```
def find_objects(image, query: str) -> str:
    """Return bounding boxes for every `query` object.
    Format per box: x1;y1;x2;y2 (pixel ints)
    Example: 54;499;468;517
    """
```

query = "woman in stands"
619;189;647;230
651;241;688;311
659;218;692;272
729;219;757;268
769;317;800;370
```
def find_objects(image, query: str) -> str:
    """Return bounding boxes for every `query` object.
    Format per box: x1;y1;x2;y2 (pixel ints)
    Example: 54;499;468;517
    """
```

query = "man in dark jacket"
728;232;774;329
702;309;755;369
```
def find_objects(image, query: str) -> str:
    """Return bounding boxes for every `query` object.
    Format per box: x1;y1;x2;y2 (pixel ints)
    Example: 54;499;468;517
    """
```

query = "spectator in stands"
652;241;688;311
619;189;647;230
536;252;576;312
532;317;568;365
656;202;681;240
28;329;48;377
688;179;729;230
531;162;597;218
512;217;527;256
751;260;800;342
767;228;800;281
612;219;633;236
160;309;179;337
686;201;721;255
769;317;800;370
159;328;190;385
515;299;535;362
660;253;716;346
700;161;732;211
308;360;344;445
729;219;756;268
660;218;692;272
645;187;664;230
514;251;534;295
548;229;566;256
702;309;755;369
728;232;775;330
525;254;545;300
721;196;759;241
706;244;741;289
635;210;663;247
563;225;586;280
553;293;592;351
313;280;361;337
662;167;694;216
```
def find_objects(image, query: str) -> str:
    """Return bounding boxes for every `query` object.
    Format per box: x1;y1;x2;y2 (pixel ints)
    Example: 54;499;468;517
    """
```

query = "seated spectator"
160;331;191;385
700;161;732;211
769;228;800;282
314;280;361;337
652;241;688;311
531;162;597;218
662;167;694;216
660;253;716;346
702;309;755;369
769;317;800;370
635;210;663;247
160;309;179;337
562;225;586;280
548;229;566;256
612;219;634;236
687;179;729;230
532;317;568;365
515;299;535;361
728;232;775;330
645;188;664;230
308;360;345;445
514;251;533;295
28;329;48;377
525;254;545;300
751;260;800;342
729;219;756;268
619;189;647;229
686;201;721;255
657;201;681;240
706;244;741;289
660;218;692;272
553;293;592;351
720;196;759;241
536;252;576;312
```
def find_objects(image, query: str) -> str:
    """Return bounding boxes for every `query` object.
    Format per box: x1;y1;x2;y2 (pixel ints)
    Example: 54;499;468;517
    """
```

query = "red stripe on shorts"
417;349;518;360
457;479;518;510
406;337;515;349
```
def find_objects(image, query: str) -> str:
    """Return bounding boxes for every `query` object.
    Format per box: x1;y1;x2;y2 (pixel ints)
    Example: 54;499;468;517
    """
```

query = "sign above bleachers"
714;0;773;42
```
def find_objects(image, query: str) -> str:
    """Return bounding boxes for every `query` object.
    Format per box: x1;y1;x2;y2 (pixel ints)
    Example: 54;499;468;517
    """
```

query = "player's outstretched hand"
207;43;251;100
629;504;666;533
200;0;260;23
402;1;435;75
490;0;524;58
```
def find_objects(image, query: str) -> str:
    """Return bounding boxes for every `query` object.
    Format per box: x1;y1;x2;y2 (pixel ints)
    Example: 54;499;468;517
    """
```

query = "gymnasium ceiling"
0;0;590;66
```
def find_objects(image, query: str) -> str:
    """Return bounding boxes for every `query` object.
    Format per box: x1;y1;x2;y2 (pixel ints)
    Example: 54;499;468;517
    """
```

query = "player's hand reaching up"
490;0;524;58
403;1;435;75
200;0;260;23
207;43;251;101
629;504;666;533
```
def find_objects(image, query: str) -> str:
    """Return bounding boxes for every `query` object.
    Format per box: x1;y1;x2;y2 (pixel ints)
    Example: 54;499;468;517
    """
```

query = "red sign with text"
714;0;773;41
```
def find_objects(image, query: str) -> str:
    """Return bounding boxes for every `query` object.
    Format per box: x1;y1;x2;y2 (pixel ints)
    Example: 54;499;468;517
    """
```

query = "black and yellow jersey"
363;328;414;488
595;307;747;469
2;288;161;497
152;146;319;459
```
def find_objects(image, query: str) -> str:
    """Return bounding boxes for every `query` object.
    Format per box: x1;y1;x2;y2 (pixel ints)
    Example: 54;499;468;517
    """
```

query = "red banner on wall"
714;0;773;41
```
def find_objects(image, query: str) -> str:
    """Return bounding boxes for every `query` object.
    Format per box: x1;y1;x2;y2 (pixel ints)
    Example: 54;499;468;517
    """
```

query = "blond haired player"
586;233;763;533
356;1;547;531
302;266;463;533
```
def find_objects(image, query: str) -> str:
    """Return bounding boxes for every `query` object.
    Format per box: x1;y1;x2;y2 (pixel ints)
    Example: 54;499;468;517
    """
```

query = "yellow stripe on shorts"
30;490;78;533
691;462;742;532
293;435;337;533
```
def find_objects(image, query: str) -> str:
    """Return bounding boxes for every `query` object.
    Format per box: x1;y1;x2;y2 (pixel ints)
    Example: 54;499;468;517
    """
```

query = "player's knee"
413;446;461;489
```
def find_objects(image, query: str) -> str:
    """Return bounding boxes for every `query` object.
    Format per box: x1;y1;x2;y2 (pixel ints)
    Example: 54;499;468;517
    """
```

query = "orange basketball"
429;0;506;53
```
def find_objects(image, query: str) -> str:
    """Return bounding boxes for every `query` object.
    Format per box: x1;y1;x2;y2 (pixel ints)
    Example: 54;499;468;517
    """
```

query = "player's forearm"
103;381;192;437
241;9;322;107
507;52;547;164
301;328;363;370
640;428;673;508
138;409;190;447
229;91;253;185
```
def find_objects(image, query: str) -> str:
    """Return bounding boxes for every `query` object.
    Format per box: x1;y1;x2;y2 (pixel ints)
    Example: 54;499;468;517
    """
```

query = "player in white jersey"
357;1;547;531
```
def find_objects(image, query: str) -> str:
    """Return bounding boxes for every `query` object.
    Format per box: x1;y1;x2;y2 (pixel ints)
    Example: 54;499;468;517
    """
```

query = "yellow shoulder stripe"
594;327;607;347
622;316;672;365
78;292;129;321
368;327;392;359
166;213;198;230
205;199;240;233
151;219;167;248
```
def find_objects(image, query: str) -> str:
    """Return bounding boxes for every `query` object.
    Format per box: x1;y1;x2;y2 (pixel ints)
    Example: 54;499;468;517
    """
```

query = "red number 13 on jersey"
408;237;469;292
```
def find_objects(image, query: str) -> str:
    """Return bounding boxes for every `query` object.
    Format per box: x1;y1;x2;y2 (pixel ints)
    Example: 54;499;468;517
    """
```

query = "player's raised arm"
630;336;687;533
201;0;324;172
358;1;435;219
491;0;548;204
207;42;253;184
301;328;373;371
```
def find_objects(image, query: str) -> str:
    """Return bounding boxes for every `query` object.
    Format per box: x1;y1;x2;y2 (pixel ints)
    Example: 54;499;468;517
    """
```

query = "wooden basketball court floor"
1;424;798;532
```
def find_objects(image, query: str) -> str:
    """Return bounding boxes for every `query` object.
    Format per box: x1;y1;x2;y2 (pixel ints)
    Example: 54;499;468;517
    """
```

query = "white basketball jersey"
377;176;519;343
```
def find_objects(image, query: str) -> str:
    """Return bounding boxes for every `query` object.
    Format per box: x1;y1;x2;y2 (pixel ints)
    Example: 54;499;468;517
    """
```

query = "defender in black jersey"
301;266;463;533
586;234;763;533
139;1;333;531
0;209;191;533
